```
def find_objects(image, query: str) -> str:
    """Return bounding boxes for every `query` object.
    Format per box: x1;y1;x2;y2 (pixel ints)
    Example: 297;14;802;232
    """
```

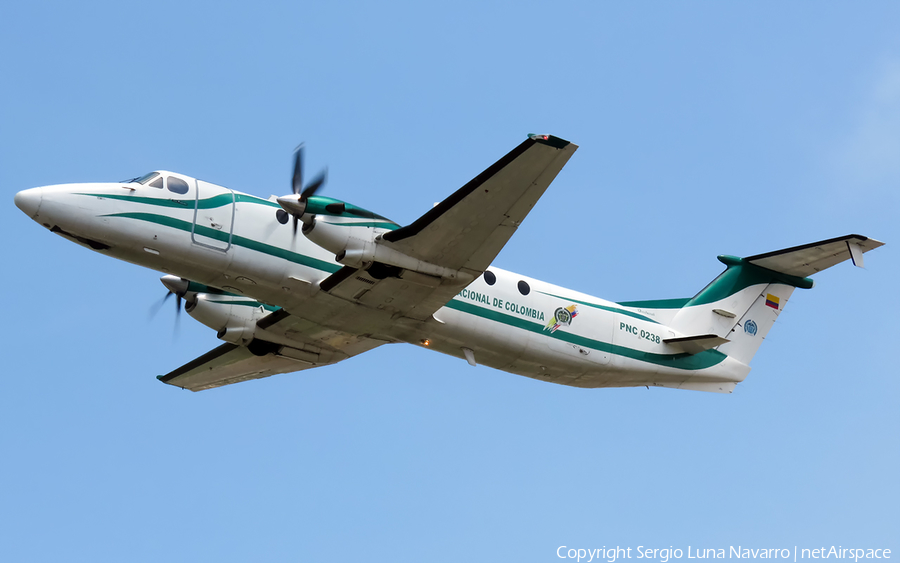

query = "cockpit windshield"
121;172;160;185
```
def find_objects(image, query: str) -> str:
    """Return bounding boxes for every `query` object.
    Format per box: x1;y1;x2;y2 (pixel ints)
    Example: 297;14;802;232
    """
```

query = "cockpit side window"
127;172;159;184
167;177;189;195
149;176;164;189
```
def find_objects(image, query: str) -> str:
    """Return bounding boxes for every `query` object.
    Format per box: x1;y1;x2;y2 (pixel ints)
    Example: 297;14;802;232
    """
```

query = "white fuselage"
15;174;751;391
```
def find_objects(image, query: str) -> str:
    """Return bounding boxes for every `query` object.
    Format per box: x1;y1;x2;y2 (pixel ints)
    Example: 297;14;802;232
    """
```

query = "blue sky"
1;2;898;561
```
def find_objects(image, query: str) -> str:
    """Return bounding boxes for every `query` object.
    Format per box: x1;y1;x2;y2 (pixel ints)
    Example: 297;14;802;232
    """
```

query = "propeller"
277;143;327;236
149;275;190;324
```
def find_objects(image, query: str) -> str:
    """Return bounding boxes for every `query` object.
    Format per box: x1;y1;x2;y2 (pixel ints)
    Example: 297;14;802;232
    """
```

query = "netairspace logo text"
556;546;892;563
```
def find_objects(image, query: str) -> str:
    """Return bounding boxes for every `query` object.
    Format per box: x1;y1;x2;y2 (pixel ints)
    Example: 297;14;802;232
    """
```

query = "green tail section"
667;256;811;363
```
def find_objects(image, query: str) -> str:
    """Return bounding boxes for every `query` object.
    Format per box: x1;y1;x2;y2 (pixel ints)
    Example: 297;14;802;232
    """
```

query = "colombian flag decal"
765;294;780;309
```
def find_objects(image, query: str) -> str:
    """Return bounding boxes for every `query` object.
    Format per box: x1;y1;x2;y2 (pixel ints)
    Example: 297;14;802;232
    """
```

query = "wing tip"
527;133;571;149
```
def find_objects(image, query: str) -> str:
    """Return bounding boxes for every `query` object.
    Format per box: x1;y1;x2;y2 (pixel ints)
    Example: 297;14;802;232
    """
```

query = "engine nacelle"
304;219;473;284
302;219;374;258
186;293;271;345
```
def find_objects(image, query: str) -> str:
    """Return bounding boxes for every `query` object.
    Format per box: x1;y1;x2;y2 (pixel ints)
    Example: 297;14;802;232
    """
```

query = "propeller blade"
173;294;182;339
148;291;173;321
152;276;189;339
291;144;305;195
300;168;327;200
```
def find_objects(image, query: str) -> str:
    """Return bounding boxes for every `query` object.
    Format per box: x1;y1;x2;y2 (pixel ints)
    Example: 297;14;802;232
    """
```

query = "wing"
157;343;315;392
382;134;577;272
159;309;389;391
315;134;577;322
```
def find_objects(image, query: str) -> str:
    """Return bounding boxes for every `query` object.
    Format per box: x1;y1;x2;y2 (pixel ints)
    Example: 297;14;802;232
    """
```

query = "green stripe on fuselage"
103;212;341;273
77;192;272;210
445;299;726;371
537;291;660;324
617;298;691;309
78;192;399;226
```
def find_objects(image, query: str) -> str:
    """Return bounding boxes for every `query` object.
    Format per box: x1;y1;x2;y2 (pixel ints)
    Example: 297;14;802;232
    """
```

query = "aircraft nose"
14;187;43;219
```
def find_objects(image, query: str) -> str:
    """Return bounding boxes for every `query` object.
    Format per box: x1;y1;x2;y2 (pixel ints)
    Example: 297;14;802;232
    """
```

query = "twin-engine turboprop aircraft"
14;134;883;393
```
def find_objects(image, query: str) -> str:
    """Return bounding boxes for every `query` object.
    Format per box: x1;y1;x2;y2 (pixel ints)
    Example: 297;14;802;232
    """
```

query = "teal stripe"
537;291;659;324
445;299;726;371
78;192;275;210
79;192;401;225
79;192;197;208
234;194;280;208
617;298;691;310
305;195;396;222
103;212;341;273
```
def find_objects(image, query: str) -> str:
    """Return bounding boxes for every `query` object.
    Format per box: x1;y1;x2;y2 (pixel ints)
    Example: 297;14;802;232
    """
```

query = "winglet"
847;240;865;268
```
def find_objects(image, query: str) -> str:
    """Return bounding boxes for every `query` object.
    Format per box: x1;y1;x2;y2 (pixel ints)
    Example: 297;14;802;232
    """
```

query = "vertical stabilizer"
669;255;812;341
716;283;795;364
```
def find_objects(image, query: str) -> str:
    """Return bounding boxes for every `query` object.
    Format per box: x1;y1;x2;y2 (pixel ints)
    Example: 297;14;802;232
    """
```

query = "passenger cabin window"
517;280;530;295
149;176;164;189
167;177;189;194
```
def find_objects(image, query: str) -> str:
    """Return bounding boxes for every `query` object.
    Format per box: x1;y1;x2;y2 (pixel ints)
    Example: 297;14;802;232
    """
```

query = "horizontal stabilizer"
664;334;730;354
744;234;884;277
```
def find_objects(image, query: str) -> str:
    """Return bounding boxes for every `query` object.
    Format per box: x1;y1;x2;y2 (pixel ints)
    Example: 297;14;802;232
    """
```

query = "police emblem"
744;319;758;336
544;304;579;333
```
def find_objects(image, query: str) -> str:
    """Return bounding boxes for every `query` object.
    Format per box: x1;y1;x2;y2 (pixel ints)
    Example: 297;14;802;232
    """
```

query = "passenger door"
191;179;235;251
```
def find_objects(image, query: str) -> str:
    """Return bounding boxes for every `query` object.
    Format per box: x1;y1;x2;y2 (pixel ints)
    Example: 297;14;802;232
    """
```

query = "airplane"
13;134;884;393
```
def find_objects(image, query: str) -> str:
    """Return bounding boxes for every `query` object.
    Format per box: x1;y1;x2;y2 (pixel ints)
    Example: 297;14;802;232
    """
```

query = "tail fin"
670;234;883;364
